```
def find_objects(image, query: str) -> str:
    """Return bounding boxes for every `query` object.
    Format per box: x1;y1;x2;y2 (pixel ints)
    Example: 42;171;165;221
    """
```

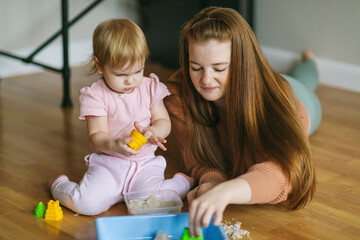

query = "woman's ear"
93;56;103;75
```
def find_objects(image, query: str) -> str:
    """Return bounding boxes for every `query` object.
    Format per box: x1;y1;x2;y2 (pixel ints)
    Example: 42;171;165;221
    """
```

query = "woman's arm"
240;161;291;204
188;161;290;237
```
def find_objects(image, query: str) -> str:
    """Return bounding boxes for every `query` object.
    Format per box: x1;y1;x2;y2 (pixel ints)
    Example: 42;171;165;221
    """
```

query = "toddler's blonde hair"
90;18;149;73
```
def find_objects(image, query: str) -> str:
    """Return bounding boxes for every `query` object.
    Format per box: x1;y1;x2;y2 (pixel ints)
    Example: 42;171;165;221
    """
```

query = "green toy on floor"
181;227;203;240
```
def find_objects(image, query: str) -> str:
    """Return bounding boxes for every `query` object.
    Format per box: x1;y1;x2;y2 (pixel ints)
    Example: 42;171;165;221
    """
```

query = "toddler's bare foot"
175;173;195;189
302;50;315;61
48;174;67;188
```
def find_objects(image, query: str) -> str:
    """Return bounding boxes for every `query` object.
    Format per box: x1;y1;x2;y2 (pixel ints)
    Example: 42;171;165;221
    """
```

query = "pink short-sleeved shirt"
79;73;170;158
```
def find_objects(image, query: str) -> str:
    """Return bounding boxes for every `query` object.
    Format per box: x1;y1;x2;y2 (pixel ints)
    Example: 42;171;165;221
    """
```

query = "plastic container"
95;213;229;240
124;189;183;215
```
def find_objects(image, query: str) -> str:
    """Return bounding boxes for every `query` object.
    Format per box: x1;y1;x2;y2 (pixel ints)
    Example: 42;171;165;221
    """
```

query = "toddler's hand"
134;121;167;151
112;137;138;156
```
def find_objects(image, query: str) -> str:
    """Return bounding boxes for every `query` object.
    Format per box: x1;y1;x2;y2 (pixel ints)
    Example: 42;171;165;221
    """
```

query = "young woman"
164;6;321;237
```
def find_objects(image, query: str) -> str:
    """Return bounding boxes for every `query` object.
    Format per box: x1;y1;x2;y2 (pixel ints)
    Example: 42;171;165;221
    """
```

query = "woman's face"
188;39;231;105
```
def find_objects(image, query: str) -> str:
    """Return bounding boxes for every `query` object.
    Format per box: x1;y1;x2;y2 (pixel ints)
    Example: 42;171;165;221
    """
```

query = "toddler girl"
49;18;194;215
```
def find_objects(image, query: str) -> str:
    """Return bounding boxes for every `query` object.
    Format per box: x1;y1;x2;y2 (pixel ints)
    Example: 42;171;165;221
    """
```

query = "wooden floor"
0;63;359;240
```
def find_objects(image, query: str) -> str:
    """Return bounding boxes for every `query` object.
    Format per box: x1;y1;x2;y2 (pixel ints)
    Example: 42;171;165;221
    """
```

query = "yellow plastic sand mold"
127;129;148;151
45;200;63;221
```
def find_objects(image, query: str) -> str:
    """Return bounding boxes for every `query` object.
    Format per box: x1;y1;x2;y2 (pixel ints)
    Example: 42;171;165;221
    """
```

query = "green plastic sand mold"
34;201;46;218
181;227;203;240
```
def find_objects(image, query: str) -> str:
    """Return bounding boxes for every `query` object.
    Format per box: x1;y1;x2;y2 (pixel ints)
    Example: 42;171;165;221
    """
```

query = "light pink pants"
51;153;190;215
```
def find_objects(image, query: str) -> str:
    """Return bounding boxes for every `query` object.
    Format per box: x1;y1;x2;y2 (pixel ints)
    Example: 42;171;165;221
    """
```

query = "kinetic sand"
129;195;177;209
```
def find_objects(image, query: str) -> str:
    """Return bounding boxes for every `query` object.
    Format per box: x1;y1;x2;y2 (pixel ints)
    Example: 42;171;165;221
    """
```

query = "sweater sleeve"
240;161;291;204
165;71;227;185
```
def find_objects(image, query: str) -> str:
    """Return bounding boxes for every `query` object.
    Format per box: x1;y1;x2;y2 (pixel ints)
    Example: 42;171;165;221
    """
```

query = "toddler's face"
98;60;145;94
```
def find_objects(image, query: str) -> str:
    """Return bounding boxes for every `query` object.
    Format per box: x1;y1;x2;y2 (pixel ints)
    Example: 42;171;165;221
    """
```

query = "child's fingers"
157;142;167;151
149;137;167;151
124;137;133;144
134;121;144;133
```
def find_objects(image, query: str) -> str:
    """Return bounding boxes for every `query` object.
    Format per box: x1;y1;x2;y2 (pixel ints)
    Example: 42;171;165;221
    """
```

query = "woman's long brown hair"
178;7;316;209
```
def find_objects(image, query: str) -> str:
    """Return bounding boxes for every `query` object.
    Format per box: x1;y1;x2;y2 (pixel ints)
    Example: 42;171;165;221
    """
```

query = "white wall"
1;0;359;93
0;0;139;77
255;0;360;92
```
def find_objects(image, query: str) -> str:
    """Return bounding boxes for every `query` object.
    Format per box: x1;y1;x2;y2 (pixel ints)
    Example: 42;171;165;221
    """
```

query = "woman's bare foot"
48;174;67;188
302;50;315;61
175;173;195;189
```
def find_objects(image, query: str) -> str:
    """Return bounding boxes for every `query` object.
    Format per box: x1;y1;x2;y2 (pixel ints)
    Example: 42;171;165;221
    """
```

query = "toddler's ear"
93;56;103;75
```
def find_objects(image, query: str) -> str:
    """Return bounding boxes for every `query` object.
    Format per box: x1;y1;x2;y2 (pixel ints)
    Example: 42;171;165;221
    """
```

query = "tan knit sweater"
164;71;310;204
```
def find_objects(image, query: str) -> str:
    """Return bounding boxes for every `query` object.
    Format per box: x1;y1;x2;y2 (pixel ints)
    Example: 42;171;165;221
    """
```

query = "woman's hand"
188;182;231;238
134;121;168;151
188;178;252;238
187;182;216;204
